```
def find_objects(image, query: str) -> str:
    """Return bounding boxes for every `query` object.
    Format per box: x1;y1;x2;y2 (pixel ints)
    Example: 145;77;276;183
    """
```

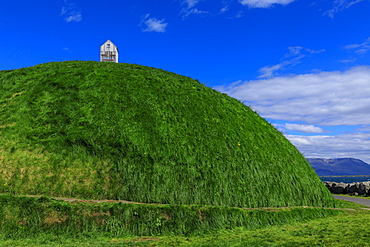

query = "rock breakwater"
324;181;370;196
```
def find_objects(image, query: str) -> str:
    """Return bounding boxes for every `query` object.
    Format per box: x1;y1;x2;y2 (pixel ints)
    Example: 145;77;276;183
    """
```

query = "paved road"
333;195;370;207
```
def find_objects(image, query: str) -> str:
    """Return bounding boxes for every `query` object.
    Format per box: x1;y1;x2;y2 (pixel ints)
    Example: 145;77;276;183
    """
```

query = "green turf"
0;61;334;208
0;199;367;246
0;195;343;240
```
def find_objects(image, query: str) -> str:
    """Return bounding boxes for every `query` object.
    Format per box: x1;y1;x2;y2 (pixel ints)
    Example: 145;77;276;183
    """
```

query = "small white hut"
100;40;119;63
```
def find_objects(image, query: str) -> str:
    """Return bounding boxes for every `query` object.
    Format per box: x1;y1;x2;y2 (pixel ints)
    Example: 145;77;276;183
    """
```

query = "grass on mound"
0;61;334;208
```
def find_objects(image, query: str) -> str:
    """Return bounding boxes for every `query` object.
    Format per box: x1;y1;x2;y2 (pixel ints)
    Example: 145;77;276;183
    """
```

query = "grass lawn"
0;199;368;247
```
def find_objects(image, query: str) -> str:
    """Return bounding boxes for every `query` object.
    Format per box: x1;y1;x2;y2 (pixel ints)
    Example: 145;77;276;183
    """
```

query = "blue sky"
1;0;370;163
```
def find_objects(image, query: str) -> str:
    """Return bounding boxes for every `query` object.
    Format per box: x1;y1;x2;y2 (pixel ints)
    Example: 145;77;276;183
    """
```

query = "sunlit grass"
0;195;344;243
0;61;334;208
0;199;368;246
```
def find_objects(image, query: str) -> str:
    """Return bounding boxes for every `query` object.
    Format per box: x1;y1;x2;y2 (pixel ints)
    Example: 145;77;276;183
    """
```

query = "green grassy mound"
0;61;334;208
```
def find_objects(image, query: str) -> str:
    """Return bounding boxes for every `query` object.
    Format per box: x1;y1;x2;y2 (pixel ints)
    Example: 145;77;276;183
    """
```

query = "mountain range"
307;158;370;176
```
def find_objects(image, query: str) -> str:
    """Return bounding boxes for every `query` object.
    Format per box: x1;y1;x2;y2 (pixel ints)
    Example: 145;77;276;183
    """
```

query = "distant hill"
0;61;335;208
307;158;370;176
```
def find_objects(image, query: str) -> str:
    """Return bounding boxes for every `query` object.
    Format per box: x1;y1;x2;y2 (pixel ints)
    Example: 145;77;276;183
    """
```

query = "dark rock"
331;182;348;194
349;192;359;196
357;183;367;195
362;182;370;195
323;181;370;195
347;183;360;194
323;182;335;192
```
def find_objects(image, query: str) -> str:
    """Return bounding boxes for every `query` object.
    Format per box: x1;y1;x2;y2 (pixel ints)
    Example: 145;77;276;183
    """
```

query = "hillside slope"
0;61;334;208
308;158;370;176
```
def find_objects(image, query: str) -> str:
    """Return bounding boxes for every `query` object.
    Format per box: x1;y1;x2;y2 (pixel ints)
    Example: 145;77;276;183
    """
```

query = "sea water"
319;176;370;183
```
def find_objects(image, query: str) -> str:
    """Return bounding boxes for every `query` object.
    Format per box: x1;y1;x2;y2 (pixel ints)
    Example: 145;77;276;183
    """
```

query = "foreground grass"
1;210;369;247
0;195;340;240
0;200;368;247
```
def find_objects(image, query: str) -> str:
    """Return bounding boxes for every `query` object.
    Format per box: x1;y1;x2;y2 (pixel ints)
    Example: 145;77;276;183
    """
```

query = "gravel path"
333;195;370;207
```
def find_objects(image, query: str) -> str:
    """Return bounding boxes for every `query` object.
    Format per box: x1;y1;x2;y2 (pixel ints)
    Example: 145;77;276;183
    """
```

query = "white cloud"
60;1;82;23
357;125;370;132
235;11;244;18
64;12;82;22
180;0;208;18
221;6;229;12
183;0;200;9
183;8;208;18
287;131;370;164
340;59;357;63
217;66;370;126
239;0;295;8
258;64;285;78
325;0;364;18
141;14;168;33
284;123;325;133
258;46;325;78
60;7;68;16
286;46;325;57
344;37;370;55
